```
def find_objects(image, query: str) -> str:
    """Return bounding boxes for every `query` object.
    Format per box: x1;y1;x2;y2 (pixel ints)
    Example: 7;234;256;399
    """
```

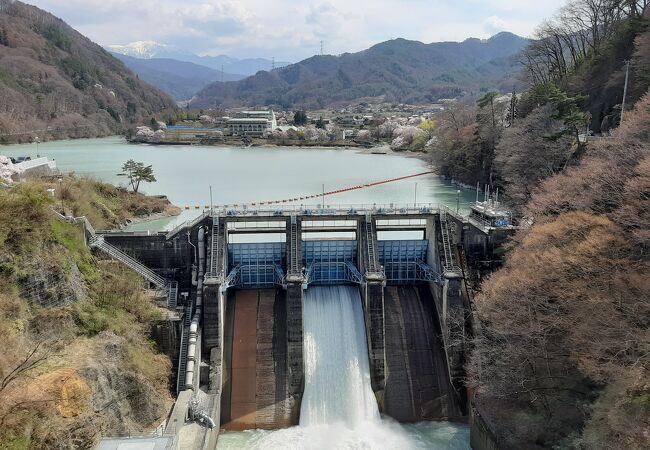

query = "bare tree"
521;0;649;85
0;340;57;394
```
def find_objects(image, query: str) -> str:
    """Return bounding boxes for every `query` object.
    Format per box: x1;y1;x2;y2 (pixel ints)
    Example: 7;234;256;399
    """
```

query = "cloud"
24;0;562;60
483;15;509;35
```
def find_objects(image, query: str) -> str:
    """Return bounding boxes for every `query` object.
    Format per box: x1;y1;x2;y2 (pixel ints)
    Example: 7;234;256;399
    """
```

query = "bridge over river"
81;203;514;449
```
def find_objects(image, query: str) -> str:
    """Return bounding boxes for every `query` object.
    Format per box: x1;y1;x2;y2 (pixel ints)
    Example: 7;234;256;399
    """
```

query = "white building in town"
227;110;277;136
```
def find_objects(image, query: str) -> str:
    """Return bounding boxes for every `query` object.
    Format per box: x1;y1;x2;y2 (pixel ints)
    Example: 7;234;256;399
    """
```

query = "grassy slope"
0;180;175;449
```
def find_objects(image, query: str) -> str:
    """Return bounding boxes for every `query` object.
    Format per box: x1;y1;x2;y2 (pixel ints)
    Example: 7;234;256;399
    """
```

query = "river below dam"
2;137;476;231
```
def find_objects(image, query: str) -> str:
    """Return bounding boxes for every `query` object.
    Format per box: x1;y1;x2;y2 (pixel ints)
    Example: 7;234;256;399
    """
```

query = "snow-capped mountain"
106;41;289;76
106;41;171;59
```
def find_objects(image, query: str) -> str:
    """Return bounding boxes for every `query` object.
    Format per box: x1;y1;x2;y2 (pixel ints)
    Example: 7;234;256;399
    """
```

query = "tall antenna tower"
271;56;275;70
320;40;324;56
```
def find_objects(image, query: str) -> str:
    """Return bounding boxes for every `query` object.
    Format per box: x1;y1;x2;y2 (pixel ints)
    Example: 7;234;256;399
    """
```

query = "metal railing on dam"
214;202;444;218
98;203;465;238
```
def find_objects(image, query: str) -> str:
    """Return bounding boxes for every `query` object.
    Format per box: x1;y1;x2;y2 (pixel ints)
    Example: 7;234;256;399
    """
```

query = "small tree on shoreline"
118;159;156;193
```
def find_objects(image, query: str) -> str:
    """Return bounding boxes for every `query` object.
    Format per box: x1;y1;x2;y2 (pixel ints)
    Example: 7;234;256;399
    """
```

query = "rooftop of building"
227;118;272;123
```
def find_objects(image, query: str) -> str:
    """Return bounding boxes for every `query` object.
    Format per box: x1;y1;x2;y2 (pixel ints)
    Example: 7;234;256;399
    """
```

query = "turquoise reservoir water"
2;137;475;231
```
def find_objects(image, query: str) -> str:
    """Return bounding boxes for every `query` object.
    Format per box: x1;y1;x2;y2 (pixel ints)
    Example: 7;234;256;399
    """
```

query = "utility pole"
414;182;417;208
57;176;64;213
209;185;213;213
322;184;325;209
621;60;630;125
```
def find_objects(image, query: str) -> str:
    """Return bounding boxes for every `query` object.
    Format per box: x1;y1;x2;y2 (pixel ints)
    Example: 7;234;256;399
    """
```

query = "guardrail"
156;204;448;234
215;203;440;216
304;261;364;286
165;210;211;239
223;263;286;289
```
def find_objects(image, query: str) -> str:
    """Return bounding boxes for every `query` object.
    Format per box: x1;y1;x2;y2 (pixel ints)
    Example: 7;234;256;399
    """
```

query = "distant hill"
0;1;175;143
191;32;529;109
110;53;245;101
107;41;290;77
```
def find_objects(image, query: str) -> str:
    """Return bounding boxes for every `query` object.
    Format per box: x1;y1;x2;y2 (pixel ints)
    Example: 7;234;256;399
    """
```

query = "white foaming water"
300;286;379;427
217;286;470;450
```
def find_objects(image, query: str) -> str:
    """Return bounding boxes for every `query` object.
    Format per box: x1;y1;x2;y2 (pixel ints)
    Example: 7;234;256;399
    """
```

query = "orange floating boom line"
200;171;434;210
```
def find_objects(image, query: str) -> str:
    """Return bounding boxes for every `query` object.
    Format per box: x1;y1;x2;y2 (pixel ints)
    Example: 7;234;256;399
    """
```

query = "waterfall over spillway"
300;286;380;427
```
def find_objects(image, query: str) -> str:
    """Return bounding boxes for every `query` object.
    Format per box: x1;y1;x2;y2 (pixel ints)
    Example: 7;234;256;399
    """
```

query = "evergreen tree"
506;89;518;127
293;110;307;126
0;28;8;46
118;160;156;193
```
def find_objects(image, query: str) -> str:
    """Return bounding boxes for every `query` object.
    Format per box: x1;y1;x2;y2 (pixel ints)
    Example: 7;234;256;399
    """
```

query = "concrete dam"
85;204;512;448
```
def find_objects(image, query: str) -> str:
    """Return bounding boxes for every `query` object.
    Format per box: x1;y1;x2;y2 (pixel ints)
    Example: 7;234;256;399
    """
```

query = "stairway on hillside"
176;304;193;393
90;235;167;289
439;210;460;274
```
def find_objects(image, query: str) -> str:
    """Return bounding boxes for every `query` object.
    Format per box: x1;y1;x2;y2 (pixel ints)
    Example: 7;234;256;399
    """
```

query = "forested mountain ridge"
191;32;530;109
430;8;650;197
110;53;246;101
0;0;175;143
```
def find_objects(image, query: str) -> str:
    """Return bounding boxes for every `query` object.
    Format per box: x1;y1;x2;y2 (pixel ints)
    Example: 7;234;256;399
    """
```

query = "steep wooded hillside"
191;32;529;109
463;3;650;449
0;1;175;143
471;87;650;450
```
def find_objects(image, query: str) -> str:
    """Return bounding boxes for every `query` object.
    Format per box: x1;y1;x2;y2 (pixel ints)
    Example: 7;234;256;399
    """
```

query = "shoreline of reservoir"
1;136;474;233
1;134;428;163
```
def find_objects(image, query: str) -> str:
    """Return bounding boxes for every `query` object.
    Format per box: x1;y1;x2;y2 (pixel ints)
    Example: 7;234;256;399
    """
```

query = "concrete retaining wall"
103;233;194;291
470;403;500;450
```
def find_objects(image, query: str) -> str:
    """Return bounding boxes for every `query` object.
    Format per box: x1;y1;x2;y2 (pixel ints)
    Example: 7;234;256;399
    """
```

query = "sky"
25;0;567;61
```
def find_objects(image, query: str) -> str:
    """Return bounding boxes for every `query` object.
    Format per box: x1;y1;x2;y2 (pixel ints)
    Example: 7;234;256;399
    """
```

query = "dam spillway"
384;286;462;421
221;289;291;430
300;286;379;427
217;285;468;449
